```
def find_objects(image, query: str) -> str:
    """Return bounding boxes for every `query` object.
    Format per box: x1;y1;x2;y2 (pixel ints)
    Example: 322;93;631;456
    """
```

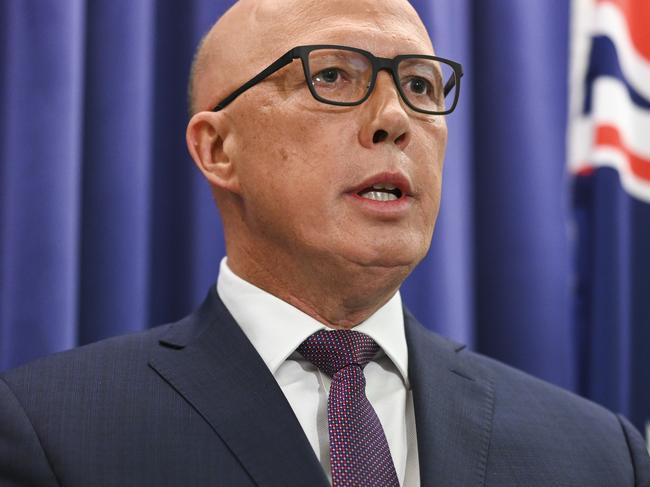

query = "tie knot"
297;330;379;377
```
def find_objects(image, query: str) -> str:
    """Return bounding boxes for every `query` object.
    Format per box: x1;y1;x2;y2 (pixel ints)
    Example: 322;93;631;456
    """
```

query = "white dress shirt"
217;258;420;486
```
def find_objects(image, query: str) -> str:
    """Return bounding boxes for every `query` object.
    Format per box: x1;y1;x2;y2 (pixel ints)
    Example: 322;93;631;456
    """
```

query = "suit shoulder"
459;347;613;418
455;348;650;482
1;322;174;387
455;346;642;458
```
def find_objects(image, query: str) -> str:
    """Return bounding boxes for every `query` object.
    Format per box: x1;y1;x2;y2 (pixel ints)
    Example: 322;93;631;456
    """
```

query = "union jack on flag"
569;0;650;202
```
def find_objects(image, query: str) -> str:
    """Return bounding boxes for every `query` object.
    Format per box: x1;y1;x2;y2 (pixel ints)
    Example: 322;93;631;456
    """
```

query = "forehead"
297;26;434;57
250;0;433;58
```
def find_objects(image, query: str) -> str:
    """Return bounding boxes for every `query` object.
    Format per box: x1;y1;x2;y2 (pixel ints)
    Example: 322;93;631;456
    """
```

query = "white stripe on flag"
592;77;650;157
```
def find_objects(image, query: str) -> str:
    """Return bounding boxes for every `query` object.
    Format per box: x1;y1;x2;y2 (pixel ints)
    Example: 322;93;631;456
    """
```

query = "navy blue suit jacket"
1;288;649;486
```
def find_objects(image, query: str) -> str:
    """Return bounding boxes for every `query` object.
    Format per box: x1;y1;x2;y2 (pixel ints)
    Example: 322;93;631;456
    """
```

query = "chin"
343;241;427;272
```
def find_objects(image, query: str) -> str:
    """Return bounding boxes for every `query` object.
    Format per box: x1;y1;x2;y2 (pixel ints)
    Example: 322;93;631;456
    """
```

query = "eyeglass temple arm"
443;66;463;98
213;49;298;111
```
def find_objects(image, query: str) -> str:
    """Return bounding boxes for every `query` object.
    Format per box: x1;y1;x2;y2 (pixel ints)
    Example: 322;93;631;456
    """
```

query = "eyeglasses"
212;45;463;115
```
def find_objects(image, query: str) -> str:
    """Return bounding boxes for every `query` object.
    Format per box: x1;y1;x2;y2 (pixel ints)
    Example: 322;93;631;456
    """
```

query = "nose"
358;71;411;150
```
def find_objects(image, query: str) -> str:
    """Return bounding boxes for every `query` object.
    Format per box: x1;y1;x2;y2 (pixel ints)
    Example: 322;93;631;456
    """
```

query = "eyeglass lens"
307;48;456;113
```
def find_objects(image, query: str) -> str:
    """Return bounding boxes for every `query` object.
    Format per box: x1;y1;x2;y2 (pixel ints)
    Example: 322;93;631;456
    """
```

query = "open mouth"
357;184;404;202
348;171;412;208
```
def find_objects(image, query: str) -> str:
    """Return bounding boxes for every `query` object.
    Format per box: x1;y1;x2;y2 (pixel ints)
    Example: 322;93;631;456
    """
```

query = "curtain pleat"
472;0;574;390
78;0;155;344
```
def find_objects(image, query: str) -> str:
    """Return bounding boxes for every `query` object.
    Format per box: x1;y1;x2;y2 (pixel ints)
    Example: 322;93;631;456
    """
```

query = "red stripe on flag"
599;0;650;61
576;166;596;177
595;124;650;181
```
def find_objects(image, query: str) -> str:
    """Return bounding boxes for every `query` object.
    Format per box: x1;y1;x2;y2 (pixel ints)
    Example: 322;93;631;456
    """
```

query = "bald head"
187;0;431;115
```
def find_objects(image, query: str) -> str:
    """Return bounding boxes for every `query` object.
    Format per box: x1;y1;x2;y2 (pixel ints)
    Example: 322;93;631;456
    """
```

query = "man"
1;0;648;485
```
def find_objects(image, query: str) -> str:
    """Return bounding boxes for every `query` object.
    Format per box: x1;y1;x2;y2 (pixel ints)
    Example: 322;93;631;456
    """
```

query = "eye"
405;76;432;96
313;68;342;85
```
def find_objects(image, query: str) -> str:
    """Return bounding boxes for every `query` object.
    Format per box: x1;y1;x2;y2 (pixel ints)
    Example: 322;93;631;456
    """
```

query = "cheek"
231;110;349;224
252;110;352;184
235;104;336;164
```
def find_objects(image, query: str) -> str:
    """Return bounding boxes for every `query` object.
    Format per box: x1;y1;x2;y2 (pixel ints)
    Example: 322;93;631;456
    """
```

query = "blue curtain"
1;1;646;433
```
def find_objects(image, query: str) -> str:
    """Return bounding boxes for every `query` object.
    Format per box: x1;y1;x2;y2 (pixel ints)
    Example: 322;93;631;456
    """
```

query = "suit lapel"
149;289;329;487
405;310;495;487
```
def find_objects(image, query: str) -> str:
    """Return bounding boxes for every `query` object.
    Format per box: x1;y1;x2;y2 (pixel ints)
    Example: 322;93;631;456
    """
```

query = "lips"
348;171;413;202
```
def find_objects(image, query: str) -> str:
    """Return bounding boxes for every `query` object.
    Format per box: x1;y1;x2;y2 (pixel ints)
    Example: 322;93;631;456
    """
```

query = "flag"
569;0;650;438
569;0;650;199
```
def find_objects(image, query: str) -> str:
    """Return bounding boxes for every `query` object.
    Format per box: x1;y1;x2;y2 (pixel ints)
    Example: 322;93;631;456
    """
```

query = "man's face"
210;0;446;277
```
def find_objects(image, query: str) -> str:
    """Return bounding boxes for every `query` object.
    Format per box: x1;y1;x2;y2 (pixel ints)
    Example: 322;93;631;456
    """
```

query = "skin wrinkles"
187;0;447;328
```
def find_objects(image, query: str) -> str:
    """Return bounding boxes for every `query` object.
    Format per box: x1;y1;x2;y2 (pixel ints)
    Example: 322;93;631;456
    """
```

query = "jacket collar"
149;287;330;487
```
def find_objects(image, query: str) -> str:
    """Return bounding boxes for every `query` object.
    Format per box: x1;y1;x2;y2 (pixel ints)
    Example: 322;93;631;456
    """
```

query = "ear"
186;111;240;193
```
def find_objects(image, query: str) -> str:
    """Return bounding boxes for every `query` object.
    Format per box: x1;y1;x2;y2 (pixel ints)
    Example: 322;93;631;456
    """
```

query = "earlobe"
186;112;240;193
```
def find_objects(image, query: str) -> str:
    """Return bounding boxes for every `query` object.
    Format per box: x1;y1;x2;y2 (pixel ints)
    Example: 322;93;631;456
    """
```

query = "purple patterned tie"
297;330;400;487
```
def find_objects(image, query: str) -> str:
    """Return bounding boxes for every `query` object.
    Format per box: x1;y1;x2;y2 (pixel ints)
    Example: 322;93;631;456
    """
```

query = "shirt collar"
216;258;410;388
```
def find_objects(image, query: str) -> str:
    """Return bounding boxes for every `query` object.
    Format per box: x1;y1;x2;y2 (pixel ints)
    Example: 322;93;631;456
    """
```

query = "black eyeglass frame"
212;44;464;115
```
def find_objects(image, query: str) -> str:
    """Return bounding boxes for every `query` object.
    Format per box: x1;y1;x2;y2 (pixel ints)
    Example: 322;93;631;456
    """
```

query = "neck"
226;245;410;328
